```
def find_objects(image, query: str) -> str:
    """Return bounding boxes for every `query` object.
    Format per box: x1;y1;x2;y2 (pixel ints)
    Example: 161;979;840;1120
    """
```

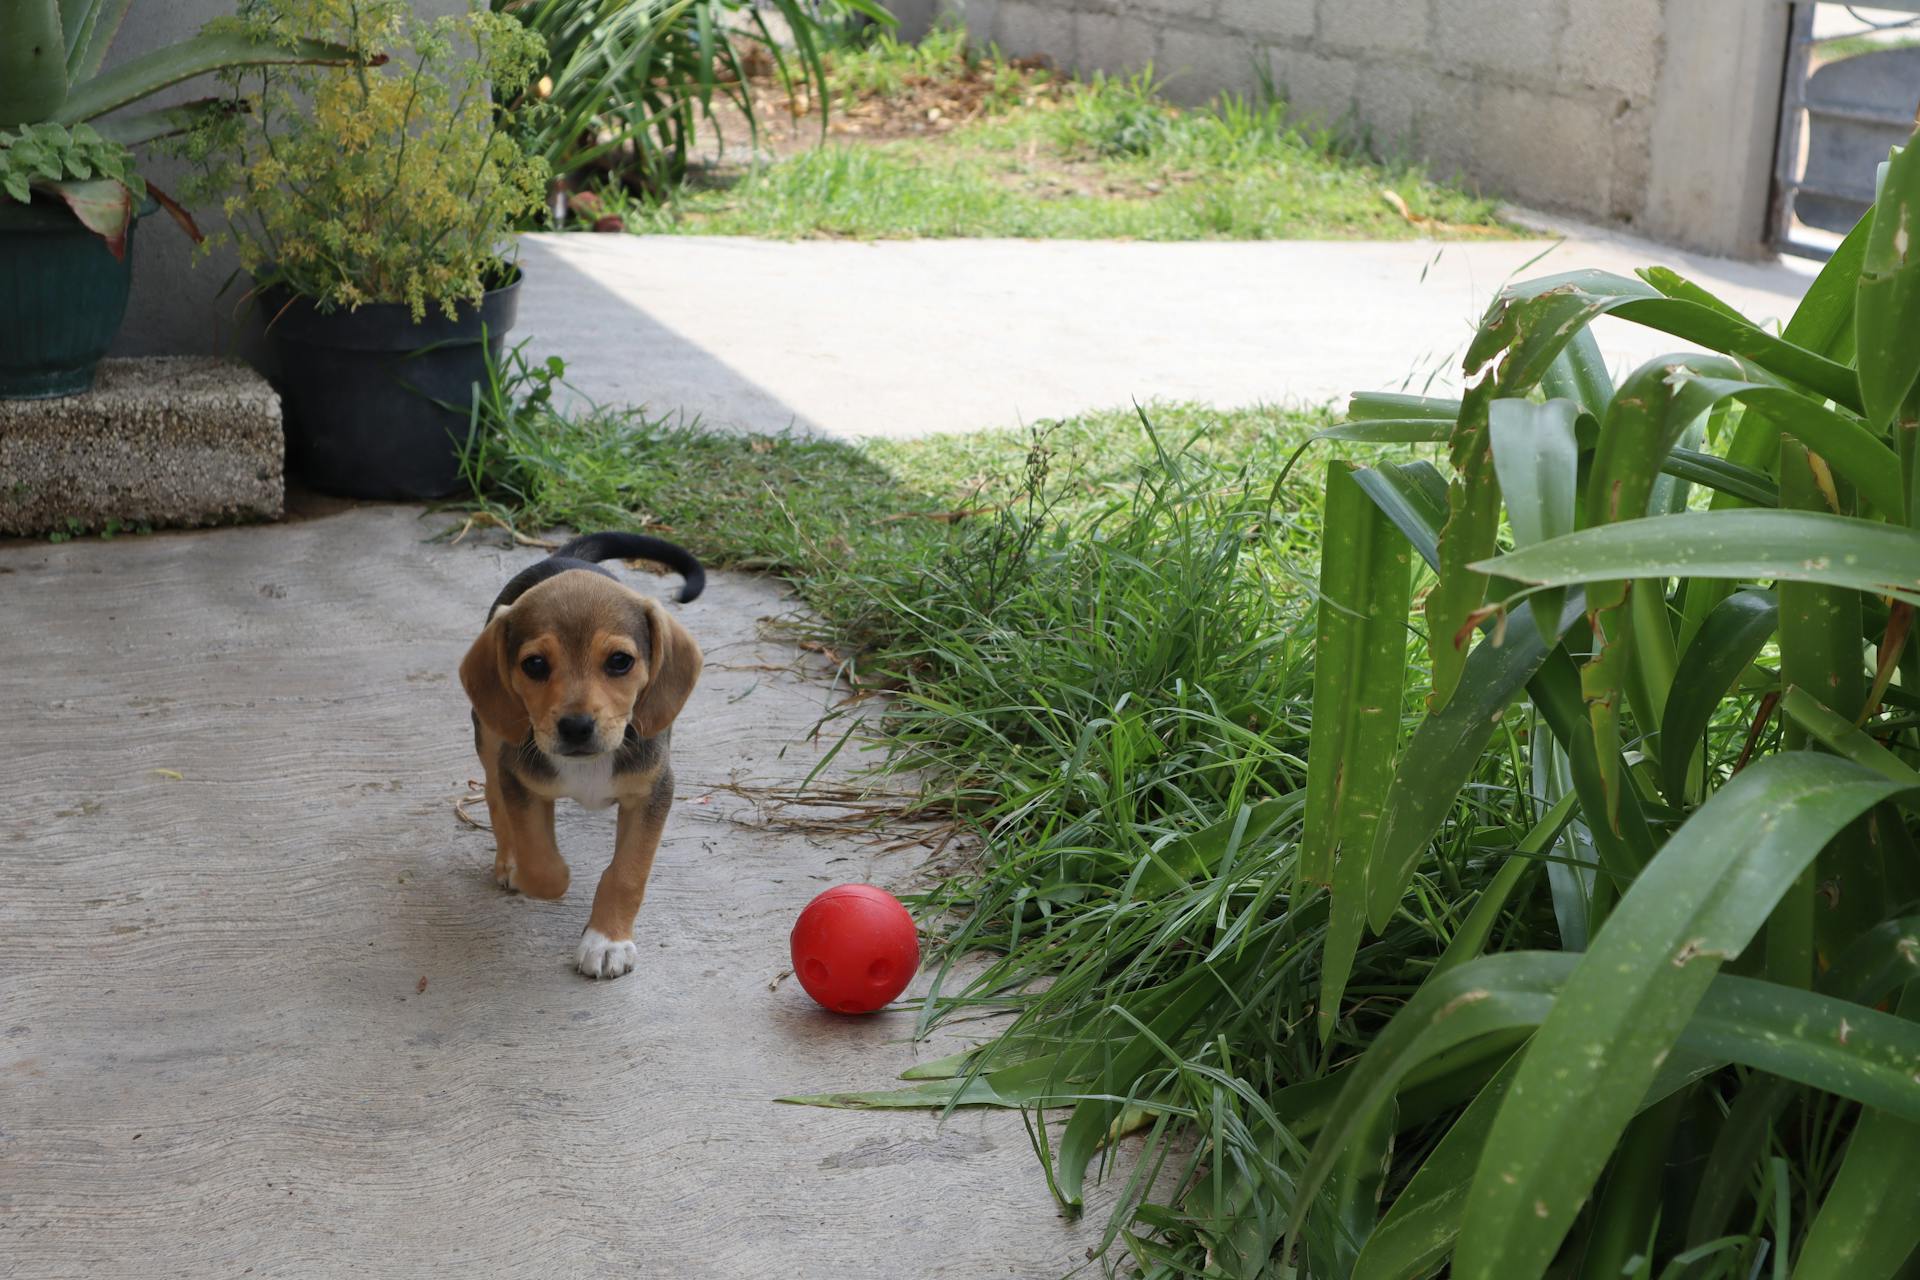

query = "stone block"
1124;0;1213;19
0;357;283;536
1158;26;1265;102
1218;0;1316;42
945;0;1001;47
1468;82;1613;213
994;0;1078;61
1608;98;1655;225
1408;72;1481;179
1436;0;1563;80
1319;0;1429;58
1561;0;1663;96
1074;9;1159;75
1267;46;1358;124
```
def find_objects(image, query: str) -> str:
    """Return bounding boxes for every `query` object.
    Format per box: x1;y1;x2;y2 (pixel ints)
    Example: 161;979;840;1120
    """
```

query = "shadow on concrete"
512;236;827;436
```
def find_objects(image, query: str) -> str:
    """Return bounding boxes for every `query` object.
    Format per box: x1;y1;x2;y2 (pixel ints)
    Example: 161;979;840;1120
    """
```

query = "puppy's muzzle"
554;713;599;754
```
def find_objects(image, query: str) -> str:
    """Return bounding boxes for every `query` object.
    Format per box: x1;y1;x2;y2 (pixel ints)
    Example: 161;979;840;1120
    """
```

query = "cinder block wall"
890;0;1789;256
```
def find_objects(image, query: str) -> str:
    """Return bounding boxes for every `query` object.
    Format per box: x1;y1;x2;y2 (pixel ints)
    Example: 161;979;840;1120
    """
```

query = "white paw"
576;928;638;980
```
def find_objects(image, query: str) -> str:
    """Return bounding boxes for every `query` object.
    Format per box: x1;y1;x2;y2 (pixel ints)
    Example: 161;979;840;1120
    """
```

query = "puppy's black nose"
555;714;596;747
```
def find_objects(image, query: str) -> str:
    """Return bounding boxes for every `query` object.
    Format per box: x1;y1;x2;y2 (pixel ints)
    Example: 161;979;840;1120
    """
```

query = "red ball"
789;884;920;1014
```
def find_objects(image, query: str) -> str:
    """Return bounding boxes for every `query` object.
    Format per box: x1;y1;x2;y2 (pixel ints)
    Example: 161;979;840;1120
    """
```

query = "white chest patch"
548;753;620;810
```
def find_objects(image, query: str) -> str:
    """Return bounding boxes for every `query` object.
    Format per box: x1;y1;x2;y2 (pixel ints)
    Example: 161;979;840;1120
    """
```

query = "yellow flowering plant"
179;0;549;321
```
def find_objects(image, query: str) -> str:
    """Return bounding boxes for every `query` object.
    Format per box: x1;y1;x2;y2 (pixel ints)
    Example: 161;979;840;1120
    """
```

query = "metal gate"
1771;1;1920;257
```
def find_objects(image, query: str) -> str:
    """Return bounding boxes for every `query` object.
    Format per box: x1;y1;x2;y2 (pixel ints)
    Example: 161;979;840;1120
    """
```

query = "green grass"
455;341;1327;572
594;35;1509;241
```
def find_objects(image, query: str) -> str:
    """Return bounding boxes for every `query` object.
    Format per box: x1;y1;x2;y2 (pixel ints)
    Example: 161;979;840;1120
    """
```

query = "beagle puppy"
460;533;705;979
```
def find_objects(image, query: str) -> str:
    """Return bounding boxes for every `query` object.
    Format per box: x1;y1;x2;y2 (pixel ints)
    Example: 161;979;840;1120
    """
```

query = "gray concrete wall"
891;0;1790;257
103;0;467;360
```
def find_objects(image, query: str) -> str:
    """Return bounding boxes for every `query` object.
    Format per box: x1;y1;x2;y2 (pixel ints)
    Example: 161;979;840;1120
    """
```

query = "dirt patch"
698;56;1065;162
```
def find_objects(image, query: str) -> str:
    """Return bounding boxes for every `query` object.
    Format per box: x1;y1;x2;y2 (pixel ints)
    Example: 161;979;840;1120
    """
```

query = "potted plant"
180;0;549;500
0;1;362;398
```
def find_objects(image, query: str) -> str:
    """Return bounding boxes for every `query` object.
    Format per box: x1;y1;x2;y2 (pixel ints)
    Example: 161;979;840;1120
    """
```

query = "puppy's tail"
554;532;706;604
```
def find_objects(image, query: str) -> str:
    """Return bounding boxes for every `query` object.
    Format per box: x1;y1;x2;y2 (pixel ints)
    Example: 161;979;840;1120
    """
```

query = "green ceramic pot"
0;196;145;400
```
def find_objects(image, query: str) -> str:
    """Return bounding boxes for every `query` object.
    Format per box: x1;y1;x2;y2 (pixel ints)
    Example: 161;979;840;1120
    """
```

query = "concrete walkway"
0;509;1112;1278
516;223;1820;438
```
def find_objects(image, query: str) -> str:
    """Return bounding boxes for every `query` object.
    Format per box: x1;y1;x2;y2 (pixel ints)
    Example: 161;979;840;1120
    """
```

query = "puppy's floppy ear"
630;598;702;739
460;608;531;742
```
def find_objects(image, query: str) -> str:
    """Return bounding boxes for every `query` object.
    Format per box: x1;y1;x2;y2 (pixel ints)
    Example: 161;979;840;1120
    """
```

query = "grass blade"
1431;789;1579;979
1658;588;1777;806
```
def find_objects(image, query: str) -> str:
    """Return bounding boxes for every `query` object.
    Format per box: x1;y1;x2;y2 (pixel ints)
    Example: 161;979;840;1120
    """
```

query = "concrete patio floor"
515;221;1820;439
0;508;1115;1277
7;226;1827;1276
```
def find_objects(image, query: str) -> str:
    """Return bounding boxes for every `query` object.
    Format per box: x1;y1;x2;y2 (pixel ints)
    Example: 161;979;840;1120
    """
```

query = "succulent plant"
0;0;364;254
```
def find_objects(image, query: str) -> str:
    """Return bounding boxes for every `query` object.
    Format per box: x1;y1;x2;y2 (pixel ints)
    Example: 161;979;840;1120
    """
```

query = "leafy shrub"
499;0;887;201
178;0;549;319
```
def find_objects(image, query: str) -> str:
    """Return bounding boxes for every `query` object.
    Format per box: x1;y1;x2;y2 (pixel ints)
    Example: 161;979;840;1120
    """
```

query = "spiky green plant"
1272;140;1920;1278
0;0;363;253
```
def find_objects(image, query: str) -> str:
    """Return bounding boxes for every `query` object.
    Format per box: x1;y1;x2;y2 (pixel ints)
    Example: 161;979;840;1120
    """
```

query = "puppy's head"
460;569;702;757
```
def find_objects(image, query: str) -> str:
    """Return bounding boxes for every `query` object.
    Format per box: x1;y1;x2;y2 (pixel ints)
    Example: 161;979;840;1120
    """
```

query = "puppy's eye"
605;652;636;677
520;655;551;680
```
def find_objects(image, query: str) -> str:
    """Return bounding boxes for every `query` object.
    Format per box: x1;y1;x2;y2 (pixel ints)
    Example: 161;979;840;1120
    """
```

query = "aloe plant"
0;0;362;254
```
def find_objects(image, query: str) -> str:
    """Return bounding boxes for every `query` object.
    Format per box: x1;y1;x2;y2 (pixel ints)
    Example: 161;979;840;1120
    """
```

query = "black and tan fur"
459;533;704;979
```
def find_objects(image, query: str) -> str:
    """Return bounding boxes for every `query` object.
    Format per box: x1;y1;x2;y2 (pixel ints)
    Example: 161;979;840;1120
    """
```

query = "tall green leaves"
1453;754;1913;1277
1857;142;1920;431
1289;141;1920;1280
1427;380;1502;707
1302;462;1413;1038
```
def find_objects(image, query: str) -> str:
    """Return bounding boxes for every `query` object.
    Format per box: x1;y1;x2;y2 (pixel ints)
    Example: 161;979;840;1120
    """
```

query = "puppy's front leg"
576;772;672;980
479;765;517;888
493;770;571;900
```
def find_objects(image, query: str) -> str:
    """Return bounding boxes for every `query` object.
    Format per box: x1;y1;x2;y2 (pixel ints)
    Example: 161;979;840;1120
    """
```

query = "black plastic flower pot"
0;197;145;400
262;270;520;500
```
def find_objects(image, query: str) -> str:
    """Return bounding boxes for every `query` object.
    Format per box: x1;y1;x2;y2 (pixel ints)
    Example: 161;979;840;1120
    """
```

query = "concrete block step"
0;356;283;537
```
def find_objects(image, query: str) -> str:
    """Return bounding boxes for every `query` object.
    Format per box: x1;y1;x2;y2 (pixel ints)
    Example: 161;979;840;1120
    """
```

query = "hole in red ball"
803;958;829;985
868;959;892;985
